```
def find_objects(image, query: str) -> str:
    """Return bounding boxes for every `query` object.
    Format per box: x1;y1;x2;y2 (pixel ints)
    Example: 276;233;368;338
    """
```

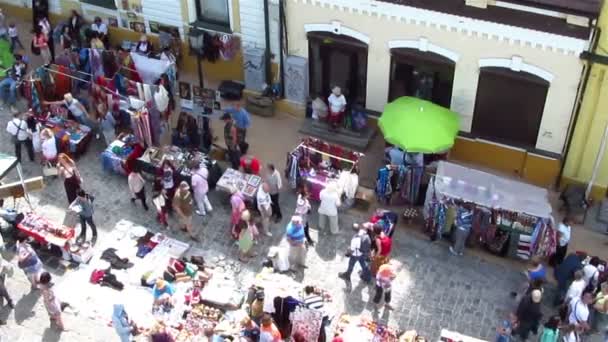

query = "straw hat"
156;279;166;289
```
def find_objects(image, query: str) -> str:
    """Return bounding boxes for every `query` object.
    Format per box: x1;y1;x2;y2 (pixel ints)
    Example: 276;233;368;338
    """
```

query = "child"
495;313;516;342
539;316;560;342
8;23;23;52
39;272;67;331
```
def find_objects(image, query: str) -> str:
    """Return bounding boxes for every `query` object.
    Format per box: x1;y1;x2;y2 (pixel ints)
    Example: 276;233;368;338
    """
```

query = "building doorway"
471;67;549;148
388;48;455;108
308;32;368;109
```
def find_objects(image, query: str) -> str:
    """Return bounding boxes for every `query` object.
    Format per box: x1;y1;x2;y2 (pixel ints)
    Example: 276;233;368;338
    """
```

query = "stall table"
44;116;92;157
17;212;75;247
216;168;261;199
136;146;222;187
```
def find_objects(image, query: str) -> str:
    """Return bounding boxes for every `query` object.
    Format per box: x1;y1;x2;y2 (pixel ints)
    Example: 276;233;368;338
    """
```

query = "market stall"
424;161;556;260
16;212;75;247
43;116;92;157
216;168;261;199
136;145;222;187
285;137;363;201
334;314;401;342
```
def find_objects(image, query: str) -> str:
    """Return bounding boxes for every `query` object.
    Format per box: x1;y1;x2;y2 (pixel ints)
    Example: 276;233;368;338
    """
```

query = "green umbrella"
379;96;460;153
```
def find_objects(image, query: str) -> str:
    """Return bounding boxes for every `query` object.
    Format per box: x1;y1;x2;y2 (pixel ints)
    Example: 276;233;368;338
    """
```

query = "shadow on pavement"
13;290;40;324
41;326;62;342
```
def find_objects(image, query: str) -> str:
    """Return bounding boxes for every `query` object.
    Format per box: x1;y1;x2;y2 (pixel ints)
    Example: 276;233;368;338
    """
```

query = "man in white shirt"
256;183;273;237
583;257;601;290
327;86;346;129
565;270;586;304
6;112;33;163
191;162;213;216
551;217;572;266
565;290;594;342
91;17;108;45
318;182;341;234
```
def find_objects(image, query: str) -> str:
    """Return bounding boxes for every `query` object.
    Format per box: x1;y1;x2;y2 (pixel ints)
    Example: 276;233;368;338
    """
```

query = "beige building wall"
286;0;586;154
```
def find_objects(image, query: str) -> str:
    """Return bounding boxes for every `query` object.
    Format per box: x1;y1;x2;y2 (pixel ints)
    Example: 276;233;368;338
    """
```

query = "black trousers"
270;193;282;219
0;274;12;306
15;139;34;163
132;188;149;210
227;148;240;169
373;285;391;304
79;215;98;240
550;244;568;267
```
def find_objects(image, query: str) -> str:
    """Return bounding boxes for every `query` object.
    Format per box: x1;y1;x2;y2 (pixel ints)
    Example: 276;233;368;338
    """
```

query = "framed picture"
179;82;192;100
149;21;180;39
108;17;118;27
120;18;128;28
129;21;146;33
121;0;129;10
192;86;202;98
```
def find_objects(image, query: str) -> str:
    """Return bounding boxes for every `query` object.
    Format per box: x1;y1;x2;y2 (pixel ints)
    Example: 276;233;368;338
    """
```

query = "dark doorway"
388;48;455;108
471;67;549;148
308;32;368;109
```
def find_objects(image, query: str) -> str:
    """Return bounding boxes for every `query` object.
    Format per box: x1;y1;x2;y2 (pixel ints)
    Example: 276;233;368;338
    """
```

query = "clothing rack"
39;66;131;102
293;142;364;164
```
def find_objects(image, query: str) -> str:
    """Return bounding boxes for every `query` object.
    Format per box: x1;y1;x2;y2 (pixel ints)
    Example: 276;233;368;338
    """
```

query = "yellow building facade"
0;0;245;81
562;2;608;200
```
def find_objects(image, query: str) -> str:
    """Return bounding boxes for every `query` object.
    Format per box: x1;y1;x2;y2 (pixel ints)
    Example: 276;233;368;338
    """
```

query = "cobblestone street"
0;105;546;342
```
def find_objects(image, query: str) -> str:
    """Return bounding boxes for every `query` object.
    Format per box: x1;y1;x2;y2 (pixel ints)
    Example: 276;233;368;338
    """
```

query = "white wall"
239;0;280;64
286;0;587;154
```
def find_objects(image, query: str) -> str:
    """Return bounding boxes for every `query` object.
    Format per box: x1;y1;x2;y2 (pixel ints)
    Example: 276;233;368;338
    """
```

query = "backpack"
10;120;22;144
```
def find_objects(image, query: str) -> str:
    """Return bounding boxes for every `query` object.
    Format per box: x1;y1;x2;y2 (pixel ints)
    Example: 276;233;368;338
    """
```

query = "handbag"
42;162;58;177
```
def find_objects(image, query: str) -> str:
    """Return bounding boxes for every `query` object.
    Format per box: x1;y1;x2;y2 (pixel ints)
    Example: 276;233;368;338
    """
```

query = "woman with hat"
172;181;198;241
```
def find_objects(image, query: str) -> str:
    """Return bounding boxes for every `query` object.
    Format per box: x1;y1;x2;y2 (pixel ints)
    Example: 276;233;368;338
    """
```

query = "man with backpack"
564;290;594;342
6;111;33;163
338;225;372;283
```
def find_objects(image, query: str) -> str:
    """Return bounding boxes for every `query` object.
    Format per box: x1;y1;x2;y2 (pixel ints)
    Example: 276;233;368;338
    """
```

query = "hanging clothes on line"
130;52;173;85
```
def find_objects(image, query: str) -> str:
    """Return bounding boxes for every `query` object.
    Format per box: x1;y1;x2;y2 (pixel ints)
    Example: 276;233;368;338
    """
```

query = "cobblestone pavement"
0;108;563;342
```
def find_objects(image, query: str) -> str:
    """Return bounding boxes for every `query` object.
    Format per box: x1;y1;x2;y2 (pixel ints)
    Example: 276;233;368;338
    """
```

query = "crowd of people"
0;6;607;342
496;216;607;342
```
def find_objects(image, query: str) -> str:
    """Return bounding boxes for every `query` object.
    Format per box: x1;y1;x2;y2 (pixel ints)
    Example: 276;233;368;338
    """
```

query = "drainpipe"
587;121;608;198
263;0;272;86
556;25;601;189
278;0;285;98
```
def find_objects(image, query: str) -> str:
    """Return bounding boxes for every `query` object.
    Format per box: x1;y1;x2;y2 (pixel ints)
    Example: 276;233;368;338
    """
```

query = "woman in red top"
371;225;392;276
33;27;51;65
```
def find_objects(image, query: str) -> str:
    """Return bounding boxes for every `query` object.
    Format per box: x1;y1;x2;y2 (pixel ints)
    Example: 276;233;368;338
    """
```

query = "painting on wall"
108;17;119;28
149;21;180;39
129;21;146;33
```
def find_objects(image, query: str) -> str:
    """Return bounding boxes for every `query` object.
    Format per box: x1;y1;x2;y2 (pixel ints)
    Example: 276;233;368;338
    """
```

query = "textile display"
285;138;363;200
17;212;75;247
434;161;552;218
335;315;399;342
290;306;324;342
130;52;173;85
423;168;556;259
44;116;92;155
